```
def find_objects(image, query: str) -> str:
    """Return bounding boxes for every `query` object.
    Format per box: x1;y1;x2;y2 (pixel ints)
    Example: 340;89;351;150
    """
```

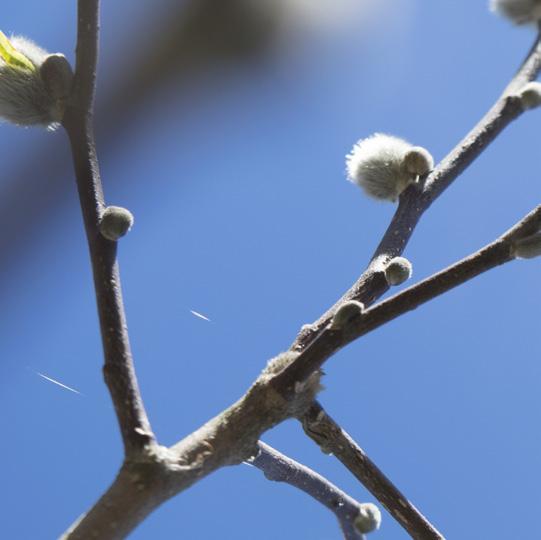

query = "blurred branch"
0;0;282;283
250;441;370;540
293;30;541;352
302;402;444;540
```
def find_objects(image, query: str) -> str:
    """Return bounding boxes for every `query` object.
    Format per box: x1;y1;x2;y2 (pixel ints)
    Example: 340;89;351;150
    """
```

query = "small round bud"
384;256;413;286
0;32;72;128
330;300;364;330
354;503;381;534
518;81;541;110
99;206;134;241
512;232;541;259
489;0;541;25
346;133;431;202
402;146;434;176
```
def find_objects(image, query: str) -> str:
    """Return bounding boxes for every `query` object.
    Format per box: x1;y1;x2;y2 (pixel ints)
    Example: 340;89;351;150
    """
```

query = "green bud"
0;30;35;71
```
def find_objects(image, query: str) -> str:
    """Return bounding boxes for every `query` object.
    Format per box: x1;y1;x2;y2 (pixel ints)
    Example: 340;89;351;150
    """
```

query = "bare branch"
293;31;541;352
278;32;541;539
62;0;154;454
60;453;174;540
302;402;444;540
272;203;541;391
59;5;541;539
250;441;370;540
62;365;321;538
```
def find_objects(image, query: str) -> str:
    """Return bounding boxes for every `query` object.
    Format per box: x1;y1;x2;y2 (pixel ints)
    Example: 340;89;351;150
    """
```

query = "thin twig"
62;0;154;455
284;33;541;537
292;31;541;352
250;441;368;540
302;402;444;540
273;203;541;391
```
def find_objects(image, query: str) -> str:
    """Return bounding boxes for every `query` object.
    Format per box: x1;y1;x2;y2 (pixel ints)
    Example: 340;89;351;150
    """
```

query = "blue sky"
1;1;541;539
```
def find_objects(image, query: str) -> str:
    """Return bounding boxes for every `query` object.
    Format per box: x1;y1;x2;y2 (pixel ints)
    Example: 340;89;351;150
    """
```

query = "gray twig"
250;441;370;540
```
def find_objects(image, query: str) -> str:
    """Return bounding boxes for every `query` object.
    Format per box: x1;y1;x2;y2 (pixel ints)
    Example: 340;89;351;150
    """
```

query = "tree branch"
272;203;541;391
59;4;541;539
62;363;323;538
250;441;370;540
302;402;444;540
292;31;541;353
62;0;154;455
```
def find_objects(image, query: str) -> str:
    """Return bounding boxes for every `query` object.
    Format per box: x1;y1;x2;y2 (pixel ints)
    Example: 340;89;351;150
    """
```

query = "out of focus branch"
0;0;282;283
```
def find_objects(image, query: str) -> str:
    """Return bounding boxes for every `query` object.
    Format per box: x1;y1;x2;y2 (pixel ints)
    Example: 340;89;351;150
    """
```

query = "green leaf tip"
0;30;35;72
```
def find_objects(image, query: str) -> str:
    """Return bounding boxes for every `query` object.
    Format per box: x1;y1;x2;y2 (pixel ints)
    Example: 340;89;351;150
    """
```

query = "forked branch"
59;2;541;539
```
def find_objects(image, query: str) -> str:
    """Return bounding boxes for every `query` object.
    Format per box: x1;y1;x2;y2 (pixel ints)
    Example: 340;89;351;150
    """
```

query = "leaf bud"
354;503;382;534
330;300;365;330
99;206;134;241
384;256;413;286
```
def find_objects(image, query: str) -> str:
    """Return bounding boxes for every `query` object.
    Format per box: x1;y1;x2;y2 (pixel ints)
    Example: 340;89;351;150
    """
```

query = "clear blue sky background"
2;1;541;539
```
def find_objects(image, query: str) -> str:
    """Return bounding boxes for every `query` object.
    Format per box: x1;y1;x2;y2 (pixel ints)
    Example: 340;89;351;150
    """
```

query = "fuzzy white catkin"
0;36;67;127
346;134;432;202
490;0;541;24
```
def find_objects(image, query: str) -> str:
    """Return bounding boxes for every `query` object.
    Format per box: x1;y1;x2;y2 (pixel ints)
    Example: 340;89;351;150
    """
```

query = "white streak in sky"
35;371;82;395
190;310;211;322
